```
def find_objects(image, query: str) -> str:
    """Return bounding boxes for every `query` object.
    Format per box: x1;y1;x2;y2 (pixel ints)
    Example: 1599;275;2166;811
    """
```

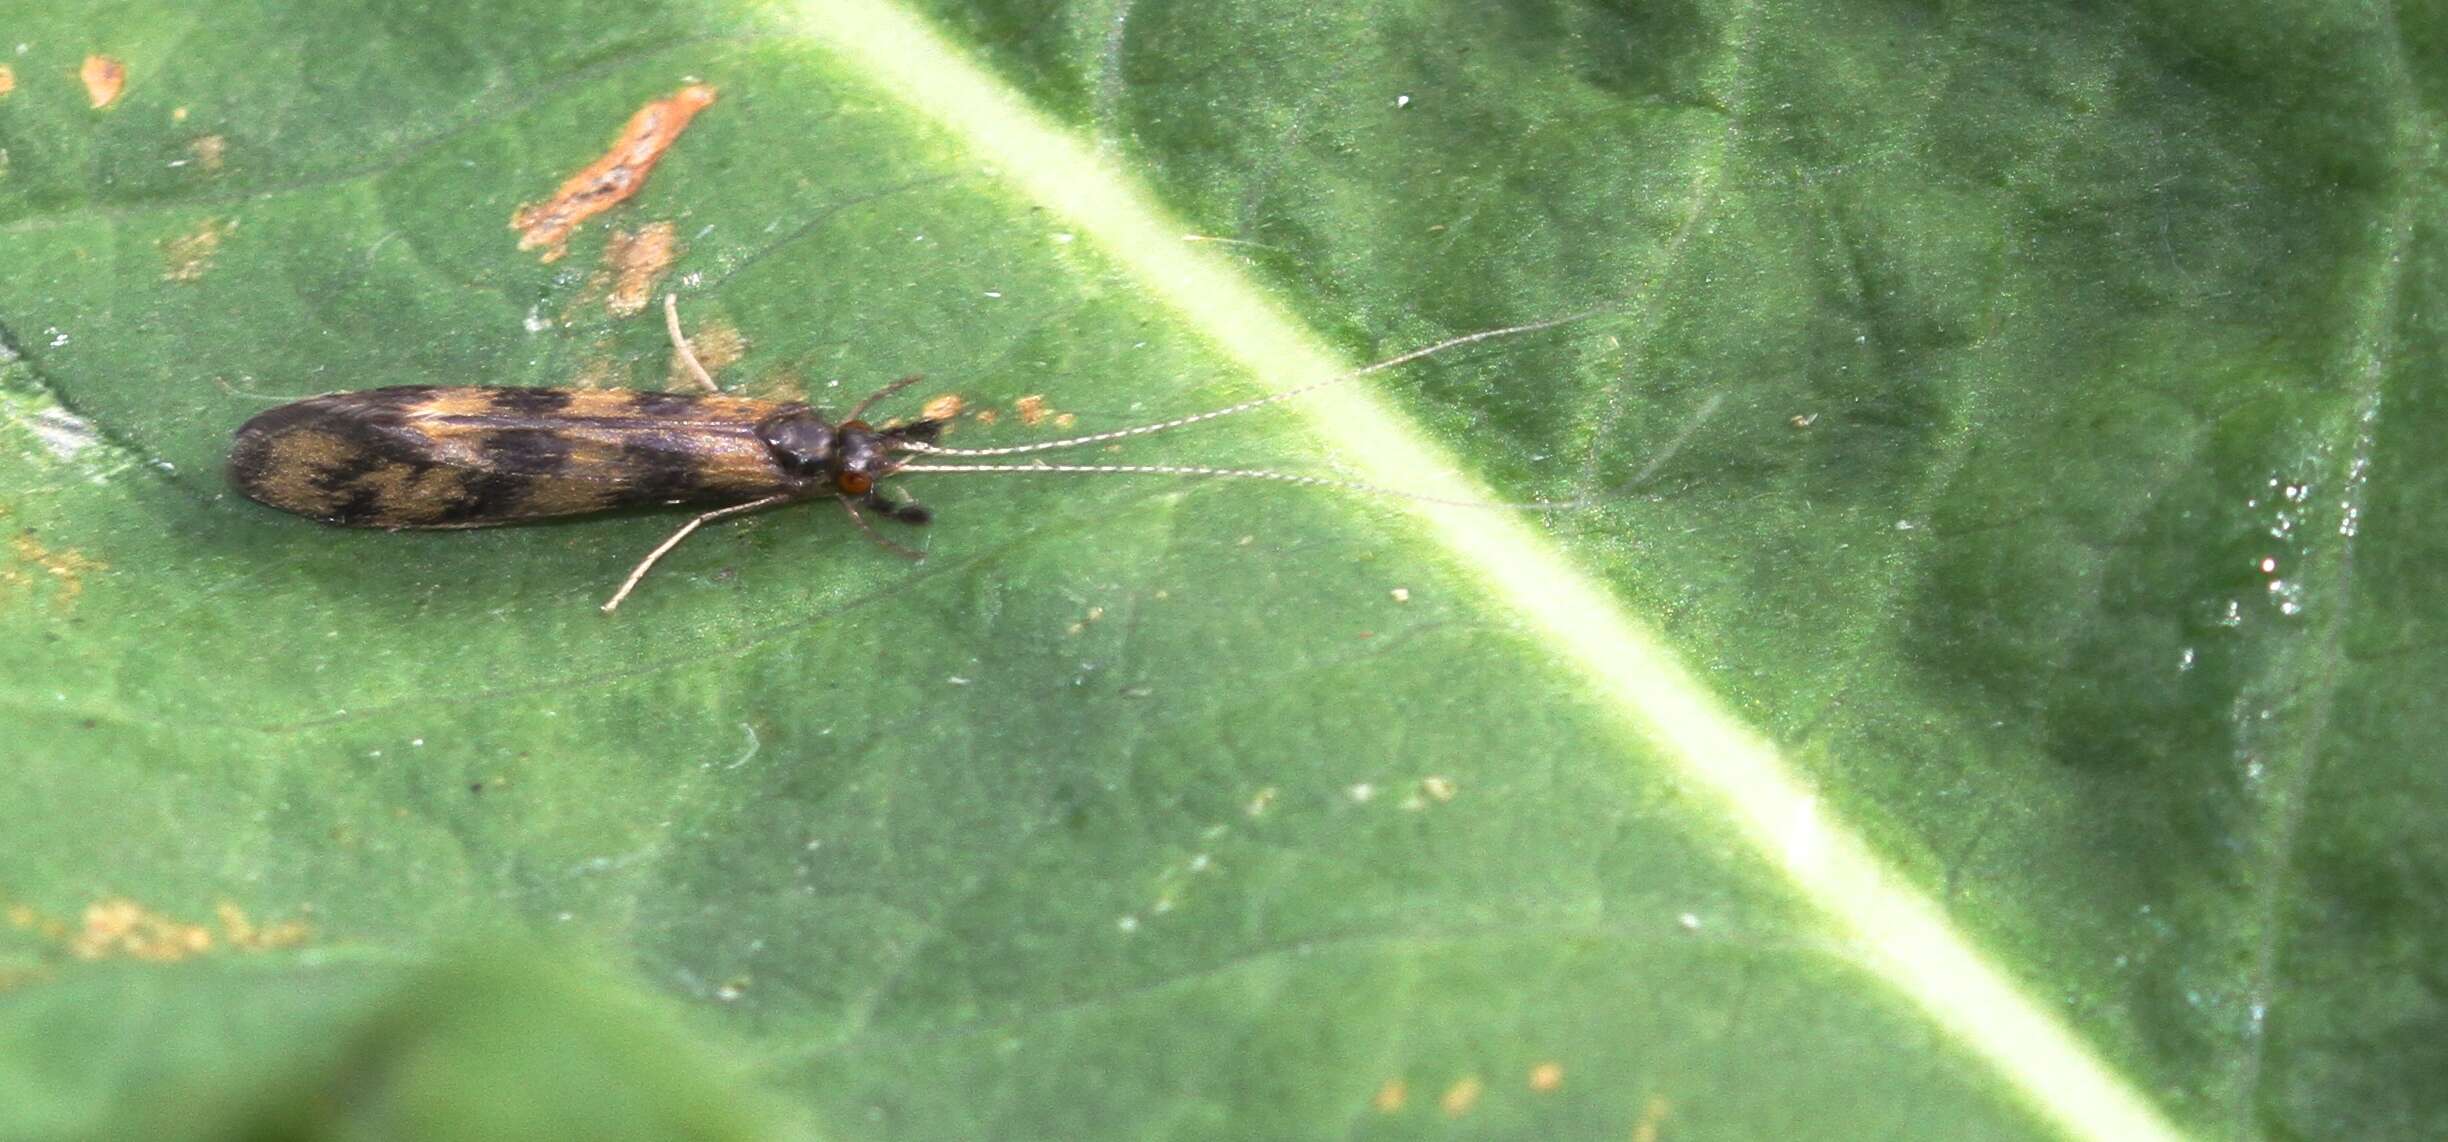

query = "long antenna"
897;306;1612;458
894;393;1724;510
895;462;1589;510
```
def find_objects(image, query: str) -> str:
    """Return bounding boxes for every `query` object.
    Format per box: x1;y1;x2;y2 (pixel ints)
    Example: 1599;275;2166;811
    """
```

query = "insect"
231;295;1623;612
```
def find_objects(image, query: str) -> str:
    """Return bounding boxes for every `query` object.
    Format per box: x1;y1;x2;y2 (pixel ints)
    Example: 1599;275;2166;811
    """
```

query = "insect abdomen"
230;386;797;528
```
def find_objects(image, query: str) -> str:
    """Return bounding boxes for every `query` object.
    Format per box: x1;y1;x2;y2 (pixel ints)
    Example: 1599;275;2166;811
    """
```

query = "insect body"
231;295;948;610
229;384;938;530
232;295;1622;612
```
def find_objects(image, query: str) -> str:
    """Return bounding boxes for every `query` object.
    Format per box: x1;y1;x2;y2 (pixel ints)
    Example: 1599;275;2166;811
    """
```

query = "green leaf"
1;1;2439;1139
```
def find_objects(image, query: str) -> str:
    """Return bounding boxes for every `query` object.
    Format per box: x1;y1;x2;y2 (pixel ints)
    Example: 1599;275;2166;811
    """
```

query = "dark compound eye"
758;413;837;477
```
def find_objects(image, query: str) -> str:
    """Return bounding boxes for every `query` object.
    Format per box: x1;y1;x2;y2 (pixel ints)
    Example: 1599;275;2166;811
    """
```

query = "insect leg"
860;487;932;525
839;495;925;560
600;493;795;613
662;293;723;394
846;373;925;422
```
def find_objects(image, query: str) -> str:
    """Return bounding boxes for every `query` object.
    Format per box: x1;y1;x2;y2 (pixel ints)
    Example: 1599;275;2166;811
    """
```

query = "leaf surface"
0;1;2440;1138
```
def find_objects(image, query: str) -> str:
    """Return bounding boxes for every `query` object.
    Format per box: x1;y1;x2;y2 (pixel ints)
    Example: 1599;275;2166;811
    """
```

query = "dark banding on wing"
627;390;704;417
420;427;579;524
616;436;708;504
429;468;546;526
484;387;578;417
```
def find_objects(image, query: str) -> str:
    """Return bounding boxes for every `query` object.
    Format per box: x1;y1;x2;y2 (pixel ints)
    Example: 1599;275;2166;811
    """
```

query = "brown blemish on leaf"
512;84;717;263
7;531;106;605
161;217;235;283
1439;1076;1484;1118
1527;1062;1563;1092
0;65;15;98
602;221;680;316
669;318;743;388
1371;1079;1408;1113
80;55;125;109
188;134;227;173
1053;411;1078;429
973;408;1001;426
921;393;966;422
1014;394;1053;426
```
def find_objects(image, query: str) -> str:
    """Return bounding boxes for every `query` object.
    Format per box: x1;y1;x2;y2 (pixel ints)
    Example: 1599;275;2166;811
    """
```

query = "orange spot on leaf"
80;55;124;109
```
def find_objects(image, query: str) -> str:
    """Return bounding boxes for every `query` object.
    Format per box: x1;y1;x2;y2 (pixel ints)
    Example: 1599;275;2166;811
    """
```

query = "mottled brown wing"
229;386;805;528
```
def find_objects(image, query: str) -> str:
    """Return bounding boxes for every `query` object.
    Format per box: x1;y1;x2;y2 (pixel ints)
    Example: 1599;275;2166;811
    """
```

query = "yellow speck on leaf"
1014;394;1053;426
71;899;213;962
80;55;125;108
7;903;64;940
6;531;106;605
217;901;311;951
1440;1076;1485;1118
161;218;235;283
1528;1061;1563;1092
189;134;226;173
1370;1079;1407;1113
0;65;16;98
19;895;311;963
1633;1095;1672;1142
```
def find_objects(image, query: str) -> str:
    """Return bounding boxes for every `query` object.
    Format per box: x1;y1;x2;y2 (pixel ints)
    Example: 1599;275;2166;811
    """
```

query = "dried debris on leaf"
512;84;716;262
